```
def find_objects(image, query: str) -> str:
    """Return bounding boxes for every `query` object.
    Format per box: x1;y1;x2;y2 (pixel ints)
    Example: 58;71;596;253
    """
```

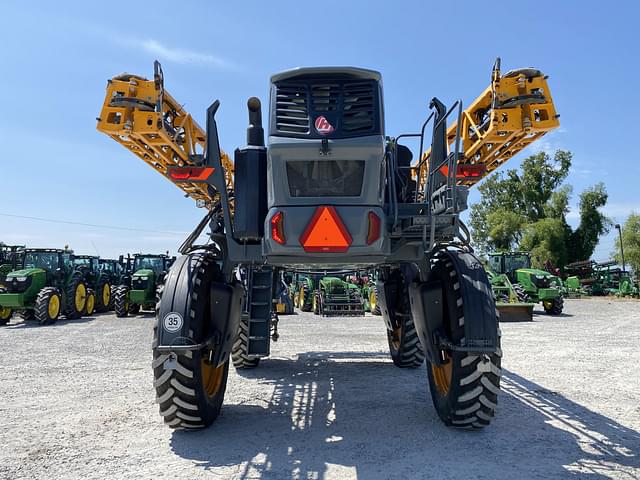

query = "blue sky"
1;1;638;260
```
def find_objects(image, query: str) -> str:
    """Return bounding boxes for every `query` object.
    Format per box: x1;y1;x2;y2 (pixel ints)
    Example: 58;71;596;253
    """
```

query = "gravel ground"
1;297;639;480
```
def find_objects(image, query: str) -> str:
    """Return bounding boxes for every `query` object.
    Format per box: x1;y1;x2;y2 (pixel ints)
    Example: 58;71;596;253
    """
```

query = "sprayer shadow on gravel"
170;353;639;479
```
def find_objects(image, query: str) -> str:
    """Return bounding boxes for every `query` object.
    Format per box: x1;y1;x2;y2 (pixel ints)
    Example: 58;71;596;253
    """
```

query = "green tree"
469;150;609;269
613;213;640;273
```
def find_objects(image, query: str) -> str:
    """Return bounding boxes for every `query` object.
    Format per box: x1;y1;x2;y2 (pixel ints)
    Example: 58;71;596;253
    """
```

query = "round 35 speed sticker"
163;312;183;333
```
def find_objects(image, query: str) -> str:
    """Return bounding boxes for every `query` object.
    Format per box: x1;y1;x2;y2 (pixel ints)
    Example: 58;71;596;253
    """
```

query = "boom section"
96;61;233;208
417;60;559;189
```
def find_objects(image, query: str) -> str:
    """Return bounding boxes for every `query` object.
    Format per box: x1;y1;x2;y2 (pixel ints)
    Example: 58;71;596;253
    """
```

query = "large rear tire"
386;270;425;368
426;254;502;429
96;280;111;312
300;283;312;312
114;286;129;317
84;289;96;316
35;287;61;325
152;253;230;429
231;314;260;369
65;273;86;320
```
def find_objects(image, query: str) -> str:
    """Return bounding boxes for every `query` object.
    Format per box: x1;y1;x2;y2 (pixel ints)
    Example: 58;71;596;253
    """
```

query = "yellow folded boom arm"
96;62;233;208
417;59;560;189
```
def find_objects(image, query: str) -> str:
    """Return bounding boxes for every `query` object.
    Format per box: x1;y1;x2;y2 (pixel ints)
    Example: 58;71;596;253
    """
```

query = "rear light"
271;211;285;245
367;211;381;245
438;164;487;179
456;164;486;178
167;166;214;181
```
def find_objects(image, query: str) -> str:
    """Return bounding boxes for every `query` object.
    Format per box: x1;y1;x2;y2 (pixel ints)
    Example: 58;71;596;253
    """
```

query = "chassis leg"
423;253;502;428
153;253;240;429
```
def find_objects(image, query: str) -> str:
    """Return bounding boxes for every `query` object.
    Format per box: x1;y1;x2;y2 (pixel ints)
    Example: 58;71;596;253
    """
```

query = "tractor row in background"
0;244;176;325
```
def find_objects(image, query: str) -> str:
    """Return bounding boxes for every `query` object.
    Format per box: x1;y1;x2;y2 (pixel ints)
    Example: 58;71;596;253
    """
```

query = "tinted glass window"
287;160;365;197
24;252;59;270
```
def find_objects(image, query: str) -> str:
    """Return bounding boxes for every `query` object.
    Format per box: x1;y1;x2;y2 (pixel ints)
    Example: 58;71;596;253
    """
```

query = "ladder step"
252;285;270;290
251;302;270;306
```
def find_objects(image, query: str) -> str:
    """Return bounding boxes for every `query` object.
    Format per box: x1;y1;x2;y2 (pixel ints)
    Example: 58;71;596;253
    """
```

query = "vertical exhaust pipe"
246;97;264;147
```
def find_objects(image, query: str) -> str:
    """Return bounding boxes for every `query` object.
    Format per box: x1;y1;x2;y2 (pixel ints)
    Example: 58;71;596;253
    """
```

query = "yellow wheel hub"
0;306;11;320
75;284;87;311
86;294;95;314
543;300;553;309
201;359;225;397
102;284;111;307
431;354;453;396
312;294;317;312
48;294;60;319
369;290;377;312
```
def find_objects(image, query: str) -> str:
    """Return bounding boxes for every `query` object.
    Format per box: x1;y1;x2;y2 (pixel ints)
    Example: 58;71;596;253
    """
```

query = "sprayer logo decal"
314;116;335;135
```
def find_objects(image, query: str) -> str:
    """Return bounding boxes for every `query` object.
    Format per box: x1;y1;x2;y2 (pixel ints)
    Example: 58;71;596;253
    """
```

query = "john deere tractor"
98;59;559;430
0;248;88;325
488;252;564;315
112;254;174;317
358;272;381;315
99;258;127;309
312;275;365;316
73;255;109;313
290;273;314;311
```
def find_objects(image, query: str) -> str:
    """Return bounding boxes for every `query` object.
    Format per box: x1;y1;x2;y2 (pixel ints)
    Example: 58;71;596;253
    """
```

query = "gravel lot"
1;297;639;480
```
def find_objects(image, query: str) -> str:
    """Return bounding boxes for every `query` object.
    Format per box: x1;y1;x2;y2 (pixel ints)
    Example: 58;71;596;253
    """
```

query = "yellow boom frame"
417;60;559;189
96;62;233;208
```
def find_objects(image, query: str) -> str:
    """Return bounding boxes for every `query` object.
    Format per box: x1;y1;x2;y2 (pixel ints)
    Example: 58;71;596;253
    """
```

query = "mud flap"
410;250;498;364
156;254;244;368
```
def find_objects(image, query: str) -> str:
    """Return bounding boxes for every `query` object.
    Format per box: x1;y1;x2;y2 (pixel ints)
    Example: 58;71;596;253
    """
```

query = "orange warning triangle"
300;206;352;253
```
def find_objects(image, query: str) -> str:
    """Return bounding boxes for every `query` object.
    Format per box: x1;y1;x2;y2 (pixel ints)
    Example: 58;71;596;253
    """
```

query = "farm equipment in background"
0;248;88;325
99;258;128;309
112;254;175;317
290;274;314;312
350;271;381;315
73;255;109;314
98;58;558;430
0;244;24;287
488;252;564;315
312;276;365;316
487;271;535;322
274;272;294;314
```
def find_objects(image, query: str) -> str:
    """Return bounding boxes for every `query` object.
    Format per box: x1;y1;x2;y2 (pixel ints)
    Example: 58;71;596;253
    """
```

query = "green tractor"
359;273;381;315
112;254;174;317
1;244;25;287
290;273;314;312
99;258;127;309
0;248;88;325
312;276;365;316
487;270;536;322
73;255;111;313
488;252;564;315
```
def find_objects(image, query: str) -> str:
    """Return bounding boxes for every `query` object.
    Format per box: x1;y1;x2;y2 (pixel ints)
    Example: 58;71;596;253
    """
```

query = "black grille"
275;85;309;134
272;79;379;138
342;82;375;132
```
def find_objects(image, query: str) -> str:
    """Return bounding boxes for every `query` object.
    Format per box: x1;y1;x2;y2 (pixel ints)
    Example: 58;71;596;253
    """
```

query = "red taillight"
439;164;487;179
271;211;285;245
299;206;352;253
457;164;486;178
367;211;381;245
167;166;214;181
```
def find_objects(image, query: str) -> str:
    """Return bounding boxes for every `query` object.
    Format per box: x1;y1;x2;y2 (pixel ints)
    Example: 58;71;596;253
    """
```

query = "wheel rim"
102;285;111;306
75;284;87;311
431;354;453;396
369;290;377;312
390;325;401;351
543;300;553;310
299;288;305;307
86;294;95;314
201;359;225;397
0;307;11;320
48;294;60;318
312;294;317;312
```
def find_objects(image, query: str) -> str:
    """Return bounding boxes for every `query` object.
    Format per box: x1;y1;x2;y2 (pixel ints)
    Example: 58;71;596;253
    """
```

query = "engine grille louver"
274;80;376;136
275;85;309;134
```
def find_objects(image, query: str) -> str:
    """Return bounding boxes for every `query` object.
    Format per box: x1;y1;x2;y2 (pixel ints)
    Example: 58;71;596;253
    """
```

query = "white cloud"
139;39;239;70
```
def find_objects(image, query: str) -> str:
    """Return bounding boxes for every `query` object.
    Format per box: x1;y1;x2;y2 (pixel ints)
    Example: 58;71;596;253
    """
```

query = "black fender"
156;253;244;368
409;249;498;365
